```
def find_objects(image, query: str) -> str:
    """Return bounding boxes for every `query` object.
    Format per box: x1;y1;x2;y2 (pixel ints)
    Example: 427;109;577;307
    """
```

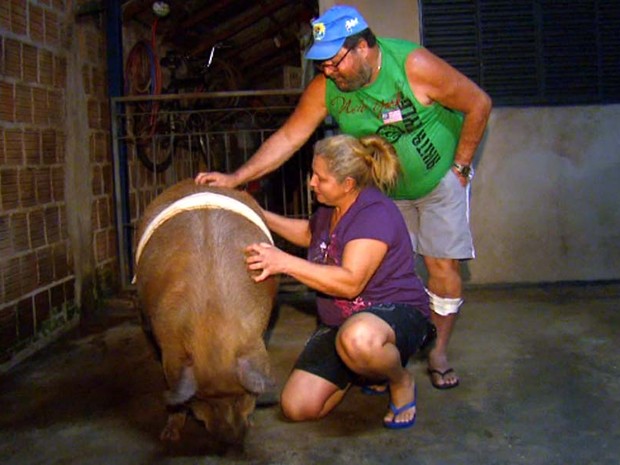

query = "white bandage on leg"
426;288;463;316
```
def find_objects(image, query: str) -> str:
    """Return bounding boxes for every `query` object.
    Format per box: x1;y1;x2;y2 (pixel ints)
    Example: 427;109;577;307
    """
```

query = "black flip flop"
428;368;460;390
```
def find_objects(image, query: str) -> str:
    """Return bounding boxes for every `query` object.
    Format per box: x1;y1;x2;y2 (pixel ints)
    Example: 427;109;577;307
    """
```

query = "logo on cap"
345;18;359;33
313;23;326;41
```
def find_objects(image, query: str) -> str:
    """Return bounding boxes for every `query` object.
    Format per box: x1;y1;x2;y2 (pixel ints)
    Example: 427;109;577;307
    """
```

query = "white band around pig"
133;192;274;279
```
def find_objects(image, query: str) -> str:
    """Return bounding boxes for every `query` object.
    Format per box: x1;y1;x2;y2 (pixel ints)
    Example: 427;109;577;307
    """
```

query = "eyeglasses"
315;46;354;73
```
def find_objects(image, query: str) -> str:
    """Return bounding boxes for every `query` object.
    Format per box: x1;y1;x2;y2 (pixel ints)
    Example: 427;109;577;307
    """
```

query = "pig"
133;179;278;444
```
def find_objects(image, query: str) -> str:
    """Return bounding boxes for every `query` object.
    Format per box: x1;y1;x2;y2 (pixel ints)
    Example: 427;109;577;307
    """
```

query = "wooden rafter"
189;0;291;57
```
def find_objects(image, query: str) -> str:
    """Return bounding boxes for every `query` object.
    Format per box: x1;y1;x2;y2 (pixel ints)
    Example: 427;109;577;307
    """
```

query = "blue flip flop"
361;382;389;396
383;387;417;430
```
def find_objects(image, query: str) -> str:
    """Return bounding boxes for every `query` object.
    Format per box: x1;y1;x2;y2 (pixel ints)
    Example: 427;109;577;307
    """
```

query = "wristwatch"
453;162;474;180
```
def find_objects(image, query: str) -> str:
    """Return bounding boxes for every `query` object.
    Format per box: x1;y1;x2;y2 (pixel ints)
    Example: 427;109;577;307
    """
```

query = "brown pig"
134;179;278;444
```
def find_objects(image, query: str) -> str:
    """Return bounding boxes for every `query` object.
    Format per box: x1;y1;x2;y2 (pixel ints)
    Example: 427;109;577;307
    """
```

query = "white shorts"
394;170;475;260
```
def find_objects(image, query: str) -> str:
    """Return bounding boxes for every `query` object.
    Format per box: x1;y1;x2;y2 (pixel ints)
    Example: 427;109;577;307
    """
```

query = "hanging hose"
124;17;174;172
125;39;161;136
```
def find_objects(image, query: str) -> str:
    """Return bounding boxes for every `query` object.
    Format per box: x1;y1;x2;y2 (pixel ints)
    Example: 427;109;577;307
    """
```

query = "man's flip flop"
428;368;460;390
383;387;416;430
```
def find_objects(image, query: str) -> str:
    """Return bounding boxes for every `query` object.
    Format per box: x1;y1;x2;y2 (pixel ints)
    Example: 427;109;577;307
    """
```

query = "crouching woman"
246;134;433;429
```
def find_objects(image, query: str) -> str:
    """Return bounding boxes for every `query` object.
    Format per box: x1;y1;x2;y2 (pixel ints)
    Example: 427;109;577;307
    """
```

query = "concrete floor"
0;282;619;465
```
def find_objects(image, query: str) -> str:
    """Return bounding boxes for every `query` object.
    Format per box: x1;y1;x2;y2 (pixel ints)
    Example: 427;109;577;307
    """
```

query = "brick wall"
0;0;118;369
81;23;118;295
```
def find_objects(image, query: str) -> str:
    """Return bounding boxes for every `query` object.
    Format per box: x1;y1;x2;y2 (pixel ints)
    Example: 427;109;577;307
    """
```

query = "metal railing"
111;90;317;287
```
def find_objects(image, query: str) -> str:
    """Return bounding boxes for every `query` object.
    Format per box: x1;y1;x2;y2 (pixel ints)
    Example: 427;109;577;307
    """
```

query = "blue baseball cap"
305;5;369;61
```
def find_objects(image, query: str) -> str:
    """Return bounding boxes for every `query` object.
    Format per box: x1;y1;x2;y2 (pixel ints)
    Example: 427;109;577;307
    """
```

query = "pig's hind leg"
160;405;188;441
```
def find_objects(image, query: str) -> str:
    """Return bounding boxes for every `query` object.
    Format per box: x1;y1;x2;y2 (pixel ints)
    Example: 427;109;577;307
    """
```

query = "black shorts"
293;304;434;390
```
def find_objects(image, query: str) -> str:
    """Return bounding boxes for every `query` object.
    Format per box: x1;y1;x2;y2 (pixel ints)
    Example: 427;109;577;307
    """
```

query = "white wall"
330;0;420;43
320;1;620;284
470;105;620;284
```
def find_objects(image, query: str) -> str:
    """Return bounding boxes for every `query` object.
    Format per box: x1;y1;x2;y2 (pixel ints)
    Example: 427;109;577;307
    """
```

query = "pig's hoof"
160;425;181;442
160;410;187;442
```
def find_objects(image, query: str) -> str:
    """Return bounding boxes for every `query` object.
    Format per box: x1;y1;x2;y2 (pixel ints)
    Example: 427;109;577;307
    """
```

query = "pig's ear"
236;356;276;394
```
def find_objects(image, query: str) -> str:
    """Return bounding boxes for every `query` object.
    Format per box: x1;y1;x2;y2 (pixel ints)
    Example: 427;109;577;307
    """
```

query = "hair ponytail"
359;135;400;192
314;134;401;193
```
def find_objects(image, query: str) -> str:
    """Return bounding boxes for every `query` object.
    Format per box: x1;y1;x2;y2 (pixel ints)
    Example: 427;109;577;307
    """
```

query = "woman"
246;134;432;429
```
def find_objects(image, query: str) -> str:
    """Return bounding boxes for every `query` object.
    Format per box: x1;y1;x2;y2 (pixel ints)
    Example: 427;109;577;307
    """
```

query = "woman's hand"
245;242;289;282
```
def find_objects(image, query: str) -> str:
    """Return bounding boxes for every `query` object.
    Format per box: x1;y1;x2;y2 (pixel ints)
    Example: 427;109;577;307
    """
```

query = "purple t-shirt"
308;187;429;326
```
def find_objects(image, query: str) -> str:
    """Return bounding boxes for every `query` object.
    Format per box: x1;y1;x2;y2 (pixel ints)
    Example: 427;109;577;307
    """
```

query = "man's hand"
194;171;238;188
451;168;468;187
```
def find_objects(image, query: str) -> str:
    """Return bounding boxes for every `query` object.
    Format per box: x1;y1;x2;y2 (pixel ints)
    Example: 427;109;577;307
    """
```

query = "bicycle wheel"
125;40;161;141
202;57;241;108
135;113;176;173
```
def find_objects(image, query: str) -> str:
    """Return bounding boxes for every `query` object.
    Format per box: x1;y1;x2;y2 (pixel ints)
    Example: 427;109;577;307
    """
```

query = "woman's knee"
337;321;381;365
280;393;322;422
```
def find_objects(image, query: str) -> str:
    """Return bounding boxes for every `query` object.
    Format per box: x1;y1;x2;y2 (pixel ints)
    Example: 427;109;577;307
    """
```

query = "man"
195;5;492;389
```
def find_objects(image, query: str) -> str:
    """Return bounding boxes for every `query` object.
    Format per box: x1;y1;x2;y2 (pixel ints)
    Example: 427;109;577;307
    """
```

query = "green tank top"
325;37;464;199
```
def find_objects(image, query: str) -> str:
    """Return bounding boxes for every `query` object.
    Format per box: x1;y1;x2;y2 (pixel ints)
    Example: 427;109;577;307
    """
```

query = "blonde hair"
313;134;401;192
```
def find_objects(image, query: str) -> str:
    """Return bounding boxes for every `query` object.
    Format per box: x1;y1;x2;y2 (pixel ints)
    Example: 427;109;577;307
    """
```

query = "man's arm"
195;75;329;188
405;48;492;170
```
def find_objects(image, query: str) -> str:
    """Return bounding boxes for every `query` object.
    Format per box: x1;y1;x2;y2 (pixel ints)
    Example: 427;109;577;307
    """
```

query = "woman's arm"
262;210;311;248
246;238;388;299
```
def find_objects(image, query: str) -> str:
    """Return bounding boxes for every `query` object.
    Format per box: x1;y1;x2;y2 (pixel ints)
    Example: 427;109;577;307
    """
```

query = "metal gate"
110;90;319;287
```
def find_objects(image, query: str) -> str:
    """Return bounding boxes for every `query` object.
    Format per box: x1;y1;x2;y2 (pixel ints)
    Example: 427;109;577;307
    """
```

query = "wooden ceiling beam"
237;34;299;72
216;19;288;62
122;0;154;22
245;49;301;85
189;0;291;57
172;0;237;34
